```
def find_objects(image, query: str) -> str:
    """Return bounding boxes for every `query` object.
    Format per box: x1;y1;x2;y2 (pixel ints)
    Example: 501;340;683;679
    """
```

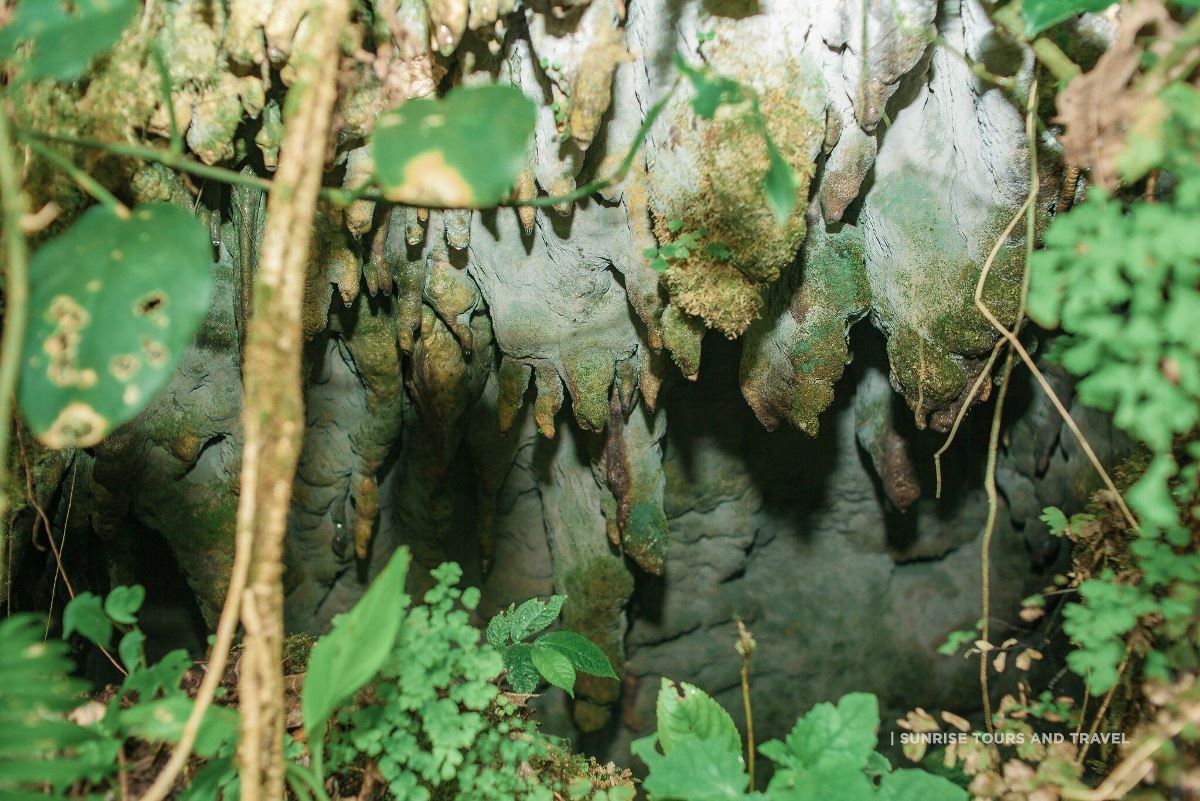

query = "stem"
234;2;349;798
24;140;130;217
0;107;30;548
735;619;756;791
17;128;273;195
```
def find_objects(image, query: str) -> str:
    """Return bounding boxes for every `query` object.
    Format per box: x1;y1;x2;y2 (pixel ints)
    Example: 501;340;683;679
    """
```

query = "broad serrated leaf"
879;769;968;801
504;643;539;694
63;592;112;649
633;735;748;801
507;594;565;643
302;547;411;741
1020;0;1115;36
20;203;214;450
778;693;879;772
486;610;511;650
372;85;536;208
531;642;576;696
524;594;567;637
765;762;877;801
0;0;137;82
536;631;617;679
656;679;742;757
104;584;145;625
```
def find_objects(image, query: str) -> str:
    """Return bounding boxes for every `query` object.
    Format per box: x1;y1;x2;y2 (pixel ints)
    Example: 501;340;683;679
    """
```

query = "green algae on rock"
740;217;870;435
646;41;827;338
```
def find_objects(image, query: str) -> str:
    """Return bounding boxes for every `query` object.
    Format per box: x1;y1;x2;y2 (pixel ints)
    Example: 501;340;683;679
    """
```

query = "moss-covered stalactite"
5;0;1124;758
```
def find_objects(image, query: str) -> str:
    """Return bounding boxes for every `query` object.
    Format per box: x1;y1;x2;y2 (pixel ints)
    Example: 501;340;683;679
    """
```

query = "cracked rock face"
8;0;1120;761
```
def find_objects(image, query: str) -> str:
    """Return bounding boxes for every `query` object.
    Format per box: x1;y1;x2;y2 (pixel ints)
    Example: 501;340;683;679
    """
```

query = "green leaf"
0;615;102;794
879;769;968;801
633;735;749;801
763;138;797;226
0;0;137;82
372;84;536;208
764;763;877;801
302;547;412;741
775;693;879;772
504;643;540;693
536;631;618;679
656;679;742;757
1020;0;1115;36
19;203;215;450
673;53;746;120
119;696;237;758
63;592;112;649
118;629;145;673
104;584;145;625
937;629;978;656
507;594;566;642
178;756;238;801
1039;507;1070;536
121;648;190;699
486;610;511;650
531;642;576;696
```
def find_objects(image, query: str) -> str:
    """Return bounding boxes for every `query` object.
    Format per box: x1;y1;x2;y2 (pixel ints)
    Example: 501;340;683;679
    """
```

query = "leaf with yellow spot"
371;84;536;208
19;203;214;449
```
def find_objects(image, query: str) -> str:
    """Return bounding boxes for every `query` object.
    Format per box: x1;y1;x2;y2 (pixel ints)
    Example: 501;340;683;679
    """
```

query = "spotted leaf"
19;203;214;449
371;84;536;208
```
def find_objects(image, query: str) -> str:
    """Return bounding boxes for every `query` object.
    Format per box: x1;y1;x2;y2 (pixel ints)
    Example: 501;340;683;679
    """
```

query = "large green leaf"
104;584;145;625
19;203;214;449
371;85;536;208
536;630;617;679
656;679;742;757
771;693;879;773
878;769;968;801
0;0;137;82
504;644;540;694
530;642;576;696
1020;0;1115;36
633;736;749;801
62;592;112;649
507;594;566;643
302;547;412;740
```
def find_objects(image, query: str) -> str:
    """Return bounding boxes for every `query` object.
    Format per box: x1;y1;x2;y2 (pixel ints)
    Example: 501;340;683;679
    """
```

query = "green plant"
486;595;618;696
645;219;734;274
0;614;112;797
1028;80;1200;694
371;85;538;208
672;54;797;225
19;202;215;449
0;0;137;83
303;546;412;782
632;683;967;801
322;557;576;800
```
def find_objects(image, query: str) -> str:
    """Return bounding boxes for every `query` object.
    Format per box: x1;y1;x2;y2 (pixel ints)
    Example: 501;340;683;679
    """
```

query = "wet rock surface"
4;0;1125;766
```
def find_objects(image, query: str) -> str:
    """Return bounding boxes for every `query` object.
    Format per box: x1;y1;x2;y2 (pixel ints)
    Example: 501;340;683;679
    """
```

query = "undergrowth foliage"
1030;75;1200;695
633;684;965;801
